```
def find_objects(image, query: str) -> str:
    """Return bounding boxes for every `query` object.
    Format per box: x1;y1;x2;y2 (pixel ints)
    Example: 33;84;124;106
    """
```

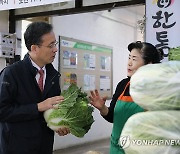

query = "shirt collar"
30;57;45;71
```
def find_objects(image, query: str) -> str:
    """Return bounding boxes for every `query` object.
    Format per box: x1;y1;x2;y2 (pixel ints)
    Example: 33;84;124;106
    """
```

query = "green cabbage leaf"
169;47;180;61
44;84;94;137
130;61;180;110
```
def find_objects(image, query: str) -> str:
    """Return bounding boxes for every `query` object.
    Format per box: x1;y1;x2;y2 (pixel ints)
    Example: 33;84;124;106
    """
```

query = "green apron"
110;81;144;154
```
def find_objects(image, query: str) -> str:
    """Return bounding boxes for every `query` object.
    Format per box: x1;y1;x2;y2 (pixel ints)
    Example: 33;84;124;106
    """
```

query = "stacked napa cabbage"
121;111;180;154
119;61;180;154
44;84;94;137
130;61;180;111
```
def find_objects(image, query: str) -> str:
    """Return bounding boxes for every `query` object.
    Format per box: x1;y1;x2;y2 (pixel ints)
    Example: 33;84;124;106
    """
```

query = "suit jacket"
0;54;61;154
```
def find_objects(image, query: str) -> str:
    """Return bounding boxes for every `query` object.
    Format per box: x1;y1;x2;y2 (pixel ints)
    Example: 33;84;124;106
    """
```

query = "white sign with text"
146;0;180;61
0;0;72;11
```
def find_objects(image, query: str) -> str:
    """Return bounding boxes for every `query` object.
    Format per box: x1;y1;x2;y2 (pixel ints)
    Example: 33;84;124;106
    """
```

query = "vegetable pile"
121;111;180;154
44;84;94;137
130;61;180;110
119;61;180;154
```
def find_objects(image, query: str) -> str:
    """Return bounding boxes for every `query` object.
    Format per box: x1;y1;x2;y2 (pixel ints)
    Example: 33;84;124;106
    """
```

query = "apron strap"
118;81;133;102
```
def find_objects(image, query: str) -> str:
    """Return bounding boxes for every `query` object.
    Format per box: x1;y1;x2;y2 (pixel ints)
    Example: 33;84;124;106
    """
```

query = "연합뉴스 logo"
118;136;131;149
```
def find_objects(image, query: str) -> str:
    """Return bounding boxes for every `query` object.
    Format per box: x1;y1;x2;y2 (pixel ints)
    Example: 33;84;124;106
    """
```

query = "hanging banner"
146;0;180;61
0;0;72;11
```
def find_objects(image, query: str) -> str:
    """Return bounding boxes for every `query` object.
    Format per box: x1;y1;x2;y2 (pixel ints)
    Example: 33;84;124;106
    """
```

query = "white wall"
0;11;9;71
18;20;32;59
52;7;144;150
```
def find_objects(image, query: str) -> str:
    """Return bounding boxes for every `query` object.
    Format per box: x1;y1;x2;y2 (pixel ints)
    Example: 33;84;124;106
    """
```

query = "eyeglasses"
37;41;59;49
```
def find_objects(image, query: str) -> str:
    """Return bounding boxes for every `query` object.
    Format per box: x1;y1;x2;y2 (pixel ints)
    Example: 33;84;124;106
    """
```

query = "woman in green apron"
89;41;163;154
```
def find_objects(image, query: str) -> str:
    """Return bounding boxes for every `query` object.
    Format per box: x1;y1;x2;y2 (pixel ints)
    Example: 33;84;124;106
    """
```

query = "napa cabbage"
44;84;94;137
130;61;180;110
120;111;180;154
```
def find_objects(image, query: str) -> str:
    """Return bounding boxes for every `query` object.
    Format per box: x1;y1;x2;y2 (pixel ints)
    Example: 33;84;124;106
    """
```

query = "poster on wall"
84;53;96;70
146;0;180;61
84;74;95;91
63;50;77;68
100;76;110;91
63;72;77;90
100;56;111;71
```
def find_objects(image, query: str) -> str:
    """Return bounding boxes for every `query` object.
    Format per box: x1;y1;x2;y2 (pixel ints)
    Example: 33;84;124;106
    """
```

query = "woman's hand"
89;90;108;116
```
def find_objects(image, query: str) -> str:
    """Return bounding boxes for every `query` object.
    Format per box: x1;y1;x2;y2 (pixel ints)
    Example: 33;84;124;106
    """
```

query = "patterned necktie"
38;69;44;92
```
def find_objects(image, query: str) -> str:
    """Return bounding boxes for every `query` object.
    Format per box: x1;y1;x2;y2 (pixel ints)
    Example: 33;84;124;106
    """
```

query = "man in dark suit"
0;22;69;154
